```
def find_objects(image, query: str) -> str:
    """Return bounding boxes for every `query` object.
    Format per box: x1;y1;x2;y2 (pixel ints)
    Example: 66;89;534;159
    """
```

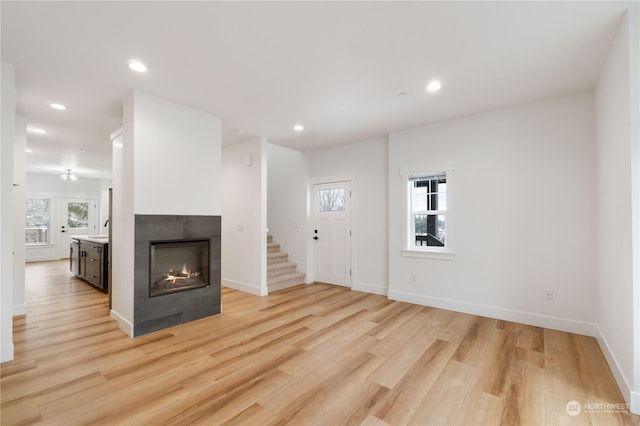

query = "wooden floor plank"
1;261;637;425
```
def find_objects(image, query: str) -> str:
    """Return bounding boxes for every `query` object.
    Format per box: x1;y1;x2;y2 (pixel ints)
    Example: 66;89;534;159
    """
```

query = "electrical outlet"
544;289;554;300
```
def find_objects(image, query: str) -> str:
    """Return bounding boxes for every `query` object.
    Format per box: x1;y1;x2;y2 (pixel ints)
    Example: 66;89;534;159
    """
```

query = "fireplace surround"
134;214;221;336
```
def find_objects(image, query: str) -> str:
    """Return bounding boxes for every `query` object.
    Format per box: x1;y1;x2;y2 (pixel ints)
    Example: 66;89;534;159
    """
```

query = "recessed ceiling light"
293;124;304;132
25;148;32;153
426;80;442;93
29;127;47;134
50;103;66;110
129;60;147;73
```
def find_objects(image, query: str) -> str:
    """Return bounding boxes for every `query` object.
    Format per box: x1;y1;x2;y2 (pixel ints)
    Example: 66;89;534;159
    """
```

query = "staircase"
267;234;305;292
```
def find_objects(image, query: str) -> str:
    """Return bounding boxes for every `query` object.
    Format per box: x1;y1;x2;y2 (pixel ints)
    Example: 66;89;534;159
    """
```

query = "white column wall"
110;127;133;335
306;137;388;294
222;138;267;296
595;8;639;413
1;63;16;362
388;92;597;334
13;115;26;316
111;92;222;336
630;4;640;415
132;92;221;216
266;143;308;276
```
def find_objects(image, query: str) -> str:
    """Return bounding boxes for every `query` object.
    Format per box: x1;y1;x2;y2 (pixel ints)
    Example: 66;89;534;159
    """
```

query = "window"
402;169;454;260
319;188;346;212
410;174;447;248
67;202;89;228
25;198;51;244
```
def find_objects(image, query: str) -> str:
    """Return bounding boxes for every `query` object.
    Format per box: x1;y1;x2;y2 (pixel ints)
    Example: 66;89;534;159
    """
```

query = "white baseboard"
13;303;26;316
631;390;640;415
387;290;599;336
110;309;133;337
25;255;59;263
1;343;14;363
223;278;267;296
594;324;638;414
353;282;388;296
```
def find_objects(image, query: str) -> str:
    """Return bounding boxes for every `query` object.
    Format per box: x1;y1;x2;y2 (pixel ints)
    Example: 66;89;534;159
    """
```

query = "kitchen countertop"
71;235;110;244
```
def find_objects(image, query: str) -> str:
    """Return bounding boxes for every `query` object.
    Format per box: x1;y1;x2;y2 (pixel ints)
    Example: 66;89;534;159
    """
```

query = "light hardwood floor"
1;261;638;425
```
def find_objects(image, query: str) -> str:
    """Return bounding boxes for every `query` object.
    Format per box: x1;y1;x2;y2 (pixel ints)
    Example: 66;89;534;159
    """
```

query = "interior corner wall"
595;8;638;413
388;92;597;334
266;143;308;276
306;137;389;294
1;63;16;362
13;115;26;316
222;138;267;296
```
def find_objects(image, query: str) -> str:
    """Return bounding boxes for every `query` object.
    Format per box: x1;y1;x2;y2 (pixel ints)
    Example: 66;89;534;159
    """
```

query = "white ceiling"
1;1;633;180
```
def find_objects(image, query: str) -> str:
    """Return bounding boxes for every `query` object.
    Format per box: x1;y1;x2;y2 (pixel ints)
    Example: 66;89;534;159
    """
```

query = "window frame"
400;167;455;261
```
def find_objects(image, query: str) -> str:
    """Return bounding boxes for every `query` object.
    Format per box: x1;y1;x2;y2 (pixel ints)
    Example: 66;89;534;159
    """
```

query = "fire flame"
163;264;199;284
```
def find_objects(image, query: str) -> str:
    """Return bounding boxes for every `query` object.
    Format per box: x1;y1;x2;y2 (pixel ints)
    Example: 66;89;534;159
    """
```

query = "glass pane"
414;214;445;247
437;192;447;211
413;185;428;211
68;202;89;228
319;188;346;212
25;198;51;244
412;175;446;212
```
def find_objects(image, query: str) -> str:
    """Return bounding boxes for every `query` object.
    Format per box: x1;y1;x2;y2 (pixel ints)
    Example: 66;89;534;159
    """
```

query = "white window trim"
400;166;455;261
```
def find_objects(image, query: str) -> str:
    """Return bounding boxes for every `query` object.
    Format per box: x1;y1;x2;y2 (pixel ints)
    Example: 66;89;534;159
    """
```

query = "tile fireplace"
134;215;221;336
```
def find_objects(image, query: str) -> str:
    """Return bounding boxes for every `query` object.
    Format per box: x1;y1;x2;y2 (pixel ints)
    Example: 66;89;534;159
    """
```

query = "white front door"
313;181;351;287
58;198;98;258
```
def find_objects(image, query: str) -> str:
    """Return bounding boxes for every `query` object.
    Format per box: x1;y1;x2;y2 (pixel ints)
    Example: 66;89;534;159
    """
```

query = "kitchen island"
70;236;109;291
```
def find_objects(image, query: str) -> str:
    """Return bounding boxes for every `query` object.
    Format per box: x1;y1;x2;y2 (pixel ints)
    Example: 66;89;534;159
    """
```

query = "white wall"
630;5;640;415
111;127;134;335
306;137;388;294
222;138;267;296
27;173;104;196
13;115;26;316
133;92;221;216
1;62;16;362
388;92;597;334
266;143;308;276
595;9;639;413
24;173;104;262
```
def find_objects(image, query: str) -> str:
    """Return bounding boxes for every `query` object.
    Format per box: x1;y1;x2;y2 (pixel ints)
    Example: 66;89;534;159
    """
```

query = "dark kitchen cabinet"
71;238;109;291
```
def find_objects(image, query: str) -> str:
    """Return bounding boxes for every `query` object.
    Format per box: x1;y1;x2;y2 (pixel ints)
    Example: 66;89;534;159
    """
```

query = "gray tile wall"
134;215;221;336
